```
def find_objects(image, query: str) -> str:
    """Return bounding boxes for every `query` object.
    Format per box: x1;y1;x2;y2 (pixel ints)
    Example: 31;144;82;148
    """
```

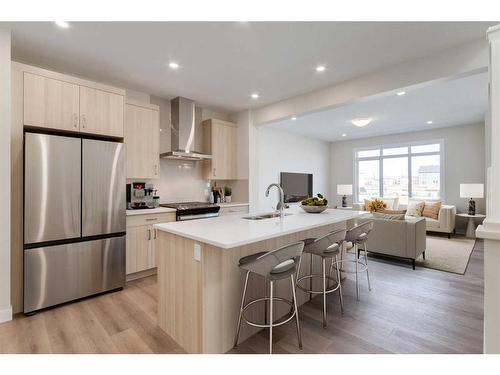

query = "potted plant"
224;186;232;203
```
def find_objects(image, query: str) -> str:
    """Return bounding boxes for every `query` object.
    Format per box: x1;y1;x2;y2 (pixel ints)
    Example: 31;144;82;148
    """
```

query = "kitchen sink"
242;212;292;220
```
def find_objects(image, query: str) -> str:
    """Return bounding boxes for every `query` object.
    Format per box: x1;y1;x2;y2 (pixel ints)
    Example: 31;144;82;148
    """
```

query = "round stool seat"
239;251;267;266
304;240;341;258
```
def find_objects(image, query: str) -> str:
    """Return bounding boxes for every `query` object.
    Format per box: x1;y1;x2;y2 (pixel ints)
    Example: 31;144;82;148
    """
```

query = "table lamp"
337;184;353;208
459;183;484;215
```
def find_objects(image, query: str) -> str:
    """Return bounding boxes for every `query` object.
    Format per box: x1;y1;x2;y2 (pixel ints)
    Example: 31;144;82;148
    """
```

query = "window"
354;141;443;205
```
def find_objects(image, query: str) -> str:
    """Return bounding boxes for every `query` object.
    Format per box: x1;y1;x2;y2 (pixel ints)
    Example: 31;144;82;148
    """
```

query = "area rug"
415;235;476;274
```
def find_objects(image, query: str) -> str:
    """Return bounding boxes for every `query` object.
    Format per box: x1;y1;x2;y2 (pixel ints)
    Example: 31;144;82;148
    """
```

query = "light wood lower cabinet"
23;72;80;132
80;86;124;137
126;212;175;276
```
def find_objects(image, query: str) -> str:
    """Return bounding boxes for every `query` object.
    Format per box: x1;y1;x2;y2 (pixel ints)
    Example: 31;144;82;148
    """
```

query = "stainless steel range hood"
160;96;212;161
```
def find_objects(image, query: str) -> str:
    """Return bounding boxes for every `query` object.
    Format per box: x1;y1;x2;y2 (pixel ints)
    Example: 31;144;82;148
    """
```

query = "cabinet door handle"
154;229;157;239
213;168;216;177
81;114;86;128
147;228;151;240
154;164;158;176
145;218;157;221
73;113;78;128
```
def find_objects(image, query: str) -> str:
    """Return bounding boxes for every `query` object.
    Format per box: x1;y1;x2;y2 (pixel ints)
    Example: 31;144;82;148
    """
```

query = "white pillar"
0;28;12;323
477;24;500;353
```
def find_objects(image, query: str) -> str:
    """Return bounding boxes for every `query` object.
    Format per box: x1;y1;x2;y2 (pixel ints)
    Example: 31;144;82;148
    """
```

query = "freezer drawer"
82;139;126;237
24;133;81;244
24;236;125;313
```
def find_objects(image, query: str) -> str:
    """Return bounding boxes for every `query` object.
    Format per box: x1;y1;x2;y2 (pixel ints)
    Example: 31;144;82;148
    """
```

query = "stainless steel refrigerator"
23;132;126;313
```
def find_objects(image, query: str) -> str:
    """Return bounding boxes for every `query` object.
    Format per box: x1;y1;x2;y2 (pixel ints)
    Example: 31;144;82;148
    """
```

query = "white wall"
330;123;485;232
0;28;12;323
256;127;331;212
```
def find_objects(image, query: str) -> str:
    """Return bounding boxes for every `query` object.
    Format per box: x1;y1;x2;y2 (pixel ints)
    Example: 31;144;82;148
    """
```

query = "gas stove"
160;201;220;221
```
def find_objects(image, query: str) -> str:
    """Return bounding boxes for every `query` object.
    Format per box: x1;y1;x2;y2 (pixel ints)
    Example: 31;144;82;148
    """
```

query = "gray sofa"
363;216;426;269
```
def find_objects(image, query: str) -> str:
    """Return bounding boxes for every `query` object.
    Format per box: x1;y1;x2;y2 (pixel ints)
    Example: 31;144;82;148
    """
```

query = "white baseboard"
0;305;13;324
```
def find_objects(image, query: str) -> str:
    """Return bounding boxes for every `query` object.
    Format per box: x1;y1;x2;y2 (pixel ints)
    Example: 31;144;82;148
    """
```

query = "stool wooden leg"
335;254;344;313
234;271;250;348
269;280;274;354
264;277;268;325
290;275;302;349
322;258;327;328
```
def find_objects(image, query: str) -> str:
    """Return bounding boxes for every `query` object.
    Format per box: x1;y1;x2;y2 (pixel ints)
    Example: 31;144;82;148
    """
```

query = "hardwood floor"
231;238;484;354
0;240;483;354
0;276;185;354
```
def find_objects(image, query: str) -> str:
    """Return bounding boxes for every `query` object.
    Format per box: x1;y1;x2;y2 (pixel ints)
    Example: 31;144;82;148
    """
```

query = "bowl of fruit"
300;194;328;213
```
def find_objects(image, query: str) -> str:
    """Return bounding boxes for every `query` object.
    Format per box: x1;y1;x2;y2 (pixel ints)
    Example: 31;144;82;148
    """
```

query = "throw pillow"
406;200;425;217
372;212;405;220
422;201;441;220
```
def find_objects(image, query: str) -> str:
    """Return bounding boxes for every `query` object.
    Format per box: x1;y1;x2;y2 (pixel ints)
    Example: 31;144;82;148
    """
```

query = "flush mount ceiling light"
169;62;180;69
315;65;326;72
55;21;70;28
351;118;372;127
396;91;406;96
250;93;259;99
341;133;347;137
427;120;433;124
291;116;297;121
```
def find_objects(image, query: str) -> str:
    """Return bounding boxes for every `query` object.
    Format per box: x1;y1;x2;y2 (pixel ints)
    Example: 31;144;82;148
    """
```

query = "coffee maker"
126;182;155;209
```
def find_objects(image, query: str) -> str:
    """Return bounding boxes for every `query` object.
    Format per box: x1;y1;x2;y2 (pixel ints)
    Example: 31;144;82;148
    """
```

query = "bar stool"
334;220;374;300
295;229;346;328
233;241;305;354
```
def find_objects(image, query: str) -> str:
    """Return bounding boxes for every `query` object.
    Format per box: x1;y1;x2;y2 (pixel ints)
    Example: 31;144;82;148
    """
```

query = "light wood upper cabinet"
203;119;237;180
124;101;160;179
79;86;124;137
23;73;80;132
21;64;126;137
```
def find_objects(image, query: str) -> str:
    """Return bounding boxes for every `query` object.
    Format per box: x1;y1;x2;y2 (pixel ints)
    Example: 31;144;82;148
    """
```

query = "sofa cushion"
424;217;440;229
381;209;407;215
406;200;425;217
373;212;406;220
422;201;441;220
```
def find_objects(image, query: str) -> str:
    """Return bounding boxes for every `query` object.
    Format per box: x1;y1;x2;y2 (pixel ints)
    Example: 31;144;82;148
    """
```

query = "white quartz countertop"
217;202;249;208
126;207;176;216
154;206;370;249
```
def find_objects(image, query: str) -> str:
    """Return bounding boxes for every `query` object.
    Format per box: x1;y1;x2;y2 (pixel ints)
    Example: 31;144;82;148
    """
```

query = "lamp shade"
460;183;484;199
337;184;353;196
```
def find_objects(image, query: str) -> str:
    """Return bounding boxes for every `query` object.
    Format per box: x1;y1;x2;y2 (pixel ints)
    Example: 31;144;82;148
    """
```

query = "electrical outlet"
193;243;201;262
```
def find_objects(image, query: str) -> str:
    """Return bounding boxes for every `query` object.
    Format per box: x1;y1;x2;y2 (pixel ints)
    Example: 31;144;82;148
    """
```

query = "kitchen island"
154;206;369;353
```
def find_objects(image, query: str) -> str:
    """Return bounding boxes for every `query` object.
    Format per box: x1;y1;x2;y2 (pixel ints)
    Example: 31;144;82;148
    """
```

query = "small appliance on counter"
127;182;155;209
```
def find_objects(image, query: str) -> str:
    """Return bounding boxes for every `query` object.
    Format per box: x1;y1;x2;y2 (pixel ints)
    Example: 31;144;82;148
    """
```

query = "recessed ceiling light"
397;91;406;96
169;62;180;69
291;116;297;121
341;133;347;137
315;65;326;72
250;93;259;99
351;118;372;127
427;120;433;124
55;21;70;28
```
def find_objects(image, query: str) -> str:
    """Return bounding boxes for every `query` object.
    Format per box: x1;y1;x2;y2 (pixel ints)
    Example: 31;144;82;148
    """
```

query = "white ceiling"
3;22;495;112
268;71;488;141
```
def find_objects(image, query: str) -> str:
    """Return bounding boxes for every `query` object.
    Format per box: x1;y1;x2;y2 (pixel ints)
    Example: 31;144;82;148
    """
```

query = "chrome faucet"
265;183;285;219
